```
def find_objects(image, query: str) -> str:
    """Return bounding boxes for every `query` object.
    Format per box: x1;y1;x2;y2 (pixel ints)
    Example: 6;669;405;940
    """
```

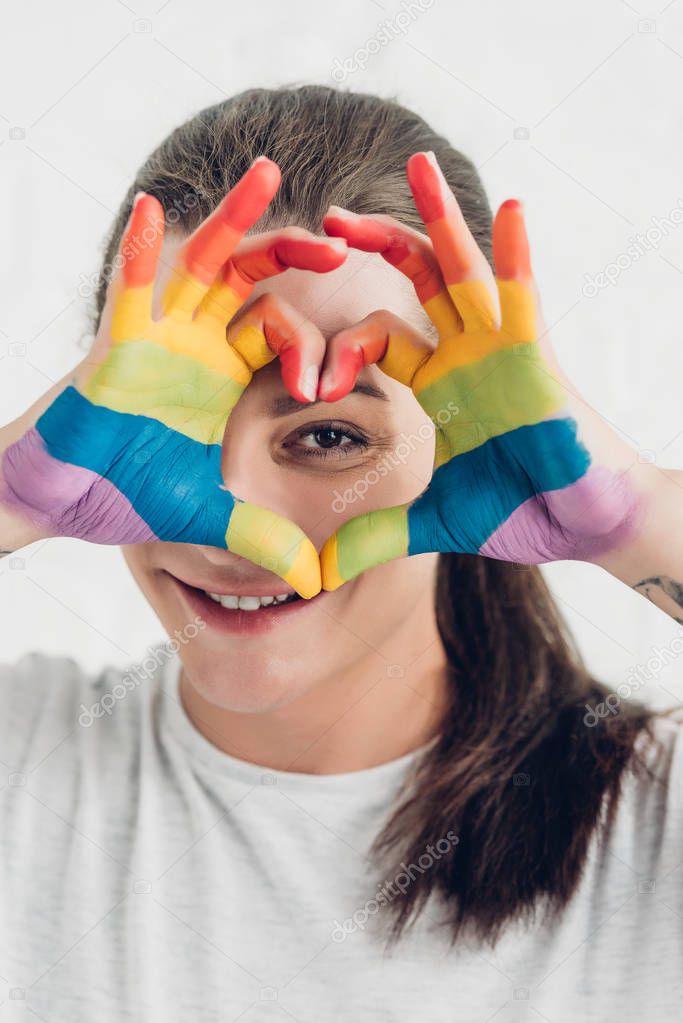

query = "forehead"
152;233;435;422
252;247;428;337
155;233;432;340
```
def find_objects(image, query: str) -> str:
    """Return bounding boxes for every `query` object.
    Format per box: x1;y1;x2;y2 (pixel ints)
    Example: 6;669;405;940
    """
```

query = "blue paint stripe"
407;417;590;555
36;386;233;547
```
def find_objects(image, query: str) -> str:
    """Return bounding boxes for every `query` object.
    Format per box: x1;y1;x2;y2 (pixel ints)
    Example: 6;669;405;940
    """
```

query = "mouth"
166;572;321;636
206;590;301;610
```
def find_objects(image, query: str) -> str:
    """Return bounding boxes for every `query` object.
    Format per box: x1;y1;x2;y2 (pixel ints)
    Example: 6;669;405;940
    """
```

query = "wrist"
593;461;683;588
0;450;47;551
0;368;80;551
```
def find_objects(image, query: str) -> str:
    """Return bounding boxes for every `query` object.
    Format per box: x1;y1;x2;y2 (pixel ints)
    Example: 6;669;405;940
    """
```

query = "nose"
192;544;299;586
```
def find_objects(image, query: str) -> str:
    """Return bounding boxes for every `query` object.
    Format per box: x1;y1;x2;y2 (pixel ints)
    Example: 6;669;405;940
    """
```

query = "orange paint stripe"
493;200;532;281
394;248;444;305
426;217;476;284
180;158;281;285
121;194;164;288
406;151;448;223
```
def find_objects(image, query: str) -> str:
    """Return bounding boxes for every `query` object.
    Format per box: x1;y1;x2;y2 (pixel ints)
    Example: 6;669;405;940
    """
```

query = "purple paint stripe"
479;466;640;564
2;428;157;544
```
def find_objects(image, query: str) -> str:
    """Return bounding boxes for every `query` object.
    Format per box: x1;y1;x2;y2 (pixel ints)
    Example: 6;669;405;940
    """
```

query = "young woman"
0;85;681;1021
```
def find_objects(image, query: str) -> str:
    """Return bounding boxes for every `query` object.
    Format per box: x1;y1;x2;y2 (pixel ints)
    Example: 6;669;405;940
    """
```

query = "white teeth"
205;591;296;611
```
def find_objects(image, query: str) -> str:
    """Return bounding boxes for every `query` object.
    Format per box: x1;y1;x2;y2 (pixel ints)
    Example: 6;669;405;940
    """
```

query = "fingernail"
133;190;146;205
318;369;332;399
300;365;319;402
326;204;354;218
501;198;522;211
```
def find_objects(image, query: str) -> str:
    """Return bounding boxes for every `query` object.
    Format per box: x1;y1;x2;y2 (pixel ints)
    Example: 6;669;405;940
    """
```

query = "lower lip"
168;574;324;636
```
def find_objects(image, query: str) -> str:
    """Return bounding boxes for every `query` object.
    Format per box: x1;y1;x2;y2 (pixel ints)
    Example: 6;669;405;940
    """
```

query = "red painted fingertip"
318;347;364;402
323;211;395;254
273;235;347;273
123;192;164;286
493;200;531;280
278;346;318;404
223;158;282;232
406;151;447;223
309;236;348;271
326;204;356;219
323;206;358;237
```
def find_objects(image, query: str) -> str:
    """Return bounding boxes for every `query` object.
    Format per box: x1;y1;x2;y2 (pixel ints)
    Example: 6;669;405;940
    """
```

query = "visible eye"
282;420;370;460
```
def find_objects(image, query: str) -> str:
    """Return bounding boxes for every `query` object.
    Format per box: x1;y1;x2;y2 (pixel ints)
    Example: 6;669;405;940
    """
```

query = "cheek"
323;408;435;530
285;429;435;547
121;544;151;586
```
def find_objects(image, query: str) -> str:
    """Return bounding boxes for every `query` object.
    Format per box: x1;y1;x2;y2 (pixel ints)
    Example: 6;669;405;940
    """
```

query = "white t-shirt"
0;646;682;1022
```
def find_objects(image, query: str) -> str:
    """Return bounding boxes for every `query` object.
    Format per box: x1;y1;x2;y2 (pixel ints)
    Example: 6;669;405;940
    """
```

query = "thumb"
320;504;410;591
225;500;321;599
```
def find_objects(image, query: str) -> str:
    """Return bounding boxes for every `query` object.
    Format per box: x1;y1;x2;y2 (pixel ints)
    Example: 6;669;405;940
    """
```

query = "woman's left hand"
318;152;681;615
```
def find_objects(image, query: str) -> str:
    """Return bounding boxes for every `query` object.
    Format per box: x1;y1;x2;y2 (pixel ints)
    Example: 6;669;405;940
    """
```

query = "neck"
178;601;449;775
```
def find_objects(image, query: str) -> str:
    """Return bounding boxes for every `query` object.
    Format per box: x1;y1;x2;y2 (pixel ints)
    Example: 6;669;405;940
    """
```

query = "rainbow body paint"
1;161;337;598
321;154;639;589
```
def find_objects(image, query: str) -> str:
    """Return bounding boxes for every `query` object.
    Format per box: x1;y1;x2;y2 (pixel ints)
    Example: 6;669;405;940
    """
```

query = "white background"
0;0;682;709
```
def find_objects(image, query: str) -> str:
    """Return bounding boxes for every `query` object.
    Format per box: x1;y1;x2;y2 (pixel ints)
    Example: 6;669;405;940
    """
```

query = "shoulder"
599;713;683;876
0;648;168;775
630;713;683;801
0;652;90;771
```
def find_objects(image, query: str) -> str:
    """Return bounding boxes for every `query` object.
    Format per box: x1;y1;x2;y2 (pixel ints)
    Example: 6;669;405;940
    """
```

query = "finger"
226;501;321;598
492;199;537;343
195;226;347;329
321;504;410;591
227;293;328;403
110;192;165;343
317;309;433;401
323;207;462;339
406;151;499;331
161;156;281;320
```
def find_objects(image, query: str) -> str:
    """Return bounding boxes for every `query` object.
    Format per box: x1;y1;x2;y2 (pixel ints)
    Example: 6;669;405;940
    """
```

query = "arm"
595;464;683;624
0;372;73;552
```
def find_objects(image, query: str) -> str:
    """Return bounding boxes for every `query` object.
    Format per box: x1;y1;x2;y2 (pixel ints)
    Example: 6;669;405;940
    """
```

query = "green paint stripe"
82;339;245;445
337;505;409;581
415;343;564;457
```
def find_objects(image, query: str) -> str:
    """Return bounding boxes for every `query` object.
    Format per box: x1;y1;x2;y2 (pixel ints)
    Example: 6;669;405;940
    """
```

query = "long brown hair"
94;84;656;945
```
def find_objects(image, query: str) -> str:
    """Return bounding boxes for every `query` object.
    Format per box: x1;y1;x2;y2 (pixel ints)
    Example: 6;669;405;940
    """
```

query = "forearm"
0;371;74;552
595;463;683;624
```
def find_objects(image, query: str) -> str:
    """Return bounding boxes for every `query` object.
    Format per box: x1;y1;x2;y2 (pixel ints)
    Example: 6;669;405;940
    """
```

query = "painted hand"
1;158;346;597
319;152;641;589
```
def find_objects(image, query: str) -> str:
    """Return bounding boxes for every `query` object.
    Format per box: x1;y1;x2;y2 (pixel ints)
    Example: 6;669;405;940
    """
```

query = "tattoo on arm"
633;576;683;625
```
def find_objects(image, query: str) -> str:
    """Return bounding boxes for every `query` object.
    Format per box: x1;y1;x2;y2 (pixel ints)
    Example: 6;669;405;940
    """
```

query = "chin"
179;640;318;713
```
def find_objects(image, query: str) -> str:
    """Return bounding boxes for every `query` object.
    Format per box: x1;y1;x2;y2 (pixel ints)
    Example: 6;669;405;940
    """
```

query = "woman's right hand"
0;157;346;598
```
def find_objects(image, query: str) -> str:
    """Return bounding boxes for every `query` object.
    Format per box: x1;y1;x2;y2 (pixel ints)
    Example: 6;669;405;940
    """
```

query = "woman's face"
123;235;442;712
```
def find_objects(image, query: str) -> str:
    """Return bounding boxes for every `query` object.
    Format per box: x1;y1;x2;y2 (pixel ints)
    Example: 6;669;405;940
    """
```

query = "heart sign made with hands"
2;152;643;600
317;152;642;590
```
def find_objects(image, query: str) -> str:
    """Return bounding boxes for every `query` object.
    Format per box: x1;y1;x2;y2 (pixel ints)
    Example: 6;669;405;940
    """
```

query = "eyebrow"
265;380;390;418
